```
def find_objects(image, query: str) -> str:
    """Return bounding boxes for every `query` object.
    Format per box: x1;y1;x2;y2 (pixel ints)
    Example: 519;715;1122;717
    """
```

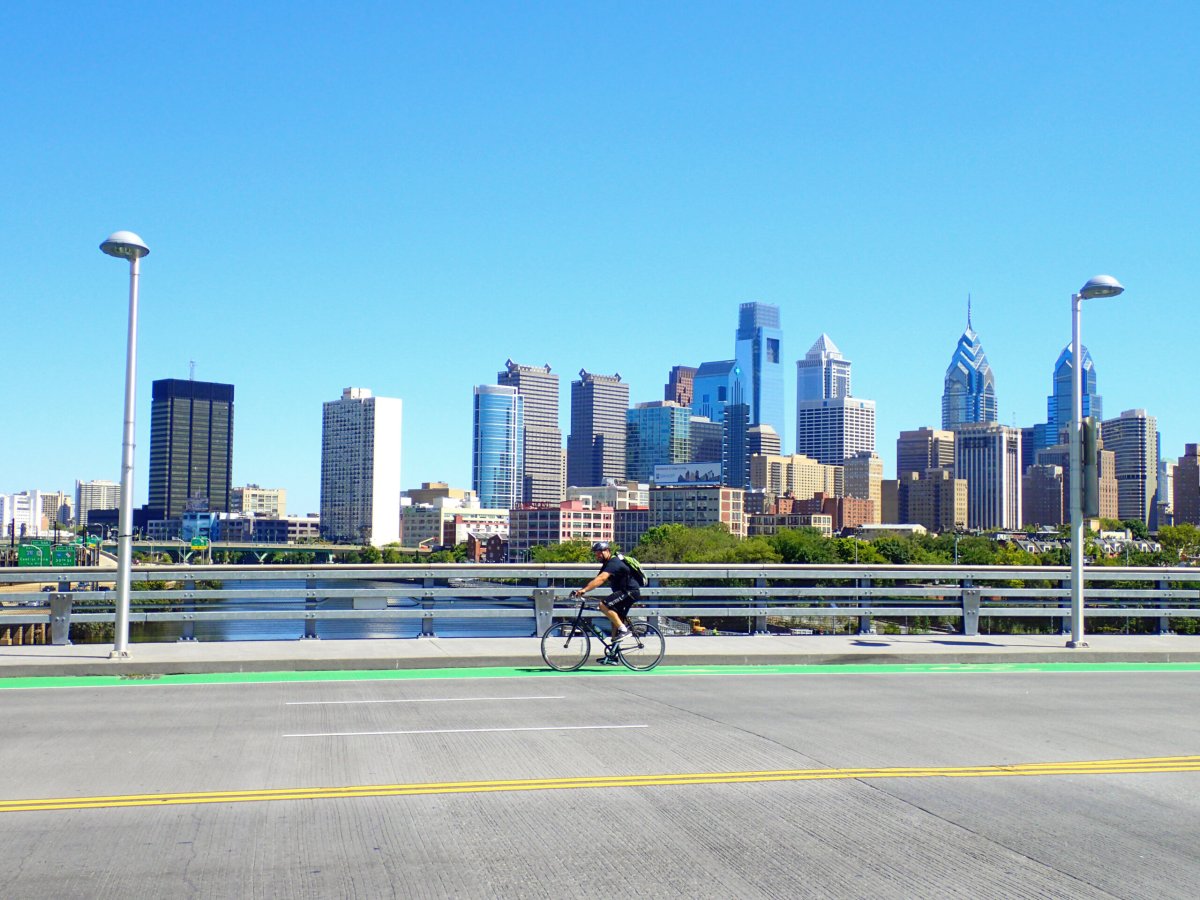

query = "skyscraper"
954;422;1022;530
147;378;234;518
320;387;402;545
497;360;562;504
567;370;629;488
896;428;955;479
1101;409;1159;525
689;416;723;463
795;398;876;466
626;402;691;483
796;334;851;402
722;402;751;489
735;302;785;443
664;365;698;406
1174;445;1200;525
690;359;742;423
795;334;875;465
1046;345;1102;444
473;385;524;510
942;303;997;430
75;479;120;529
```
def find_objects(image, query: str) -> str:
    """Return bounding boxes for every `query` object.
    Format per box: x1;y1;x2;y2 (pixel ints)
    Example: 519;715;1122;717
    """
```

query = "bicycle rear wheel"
541;622;591;671
617;622;665;671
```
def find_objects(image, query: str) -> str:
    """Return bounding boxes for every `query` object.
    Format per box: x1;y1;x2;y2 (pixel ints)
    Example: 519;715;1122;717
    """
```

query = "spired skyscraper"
147;378;234;519
942;301;997;430
1047;345;1102;442
735;302;785;445
472;385;524;509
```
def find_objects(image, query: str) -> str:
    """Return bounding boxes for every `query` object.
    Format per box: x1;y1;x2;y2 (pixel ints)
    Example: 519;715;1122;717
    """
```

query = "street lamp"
101;231;149;658
1067;274;1124;648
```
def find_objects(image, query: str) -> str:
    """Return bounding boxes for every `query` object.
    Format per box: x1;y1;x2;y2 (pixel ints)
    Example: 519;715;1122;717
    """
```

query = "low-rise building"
507;499;615;559
747;513;834;538
649;485;746;538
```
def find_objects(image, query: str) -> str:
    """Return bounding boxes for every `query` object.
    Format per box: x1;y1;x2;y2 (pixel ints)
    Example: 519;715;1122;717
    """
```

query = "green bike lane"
3;660;1199;690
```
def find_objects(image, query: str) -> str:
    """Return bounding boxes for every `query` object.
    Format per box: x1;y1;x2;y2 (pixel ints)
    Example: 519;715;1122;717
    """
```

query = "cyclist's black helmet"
591;541;610;552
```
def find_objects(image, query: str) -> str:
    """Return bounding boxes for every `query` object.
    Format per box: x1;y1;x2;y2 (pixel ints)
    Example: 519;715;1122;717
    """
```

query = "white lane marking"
283;724;648;738
287;695;566;706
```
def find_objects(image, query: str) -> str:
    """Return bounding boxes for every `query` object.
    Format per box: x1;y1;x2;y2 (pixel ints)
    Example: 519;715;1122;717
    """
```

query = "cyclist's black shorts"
601;589;639;621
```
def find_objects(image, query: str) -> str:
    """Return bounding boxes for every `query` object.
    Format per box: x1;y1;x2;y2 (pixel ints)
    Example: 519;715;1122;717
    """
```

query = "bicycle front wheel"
541;622;591;671
617;622;665;671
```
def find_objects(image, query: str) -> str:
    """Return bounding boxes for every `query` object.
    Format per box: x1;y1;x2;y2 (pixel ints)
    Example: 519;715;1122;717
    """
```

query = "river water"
132;579;538;642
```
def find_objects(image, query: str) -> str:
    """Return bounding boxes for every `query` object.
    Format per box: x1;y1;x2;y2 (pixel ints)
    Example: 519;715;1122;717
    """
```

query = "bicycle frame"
559;599;621;654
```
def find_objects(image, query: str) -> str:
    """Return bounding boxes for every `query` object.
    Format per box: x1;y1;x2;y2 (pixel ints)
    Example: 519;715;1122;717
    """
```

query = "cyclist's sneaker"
596;655;618;665
612;627;632;644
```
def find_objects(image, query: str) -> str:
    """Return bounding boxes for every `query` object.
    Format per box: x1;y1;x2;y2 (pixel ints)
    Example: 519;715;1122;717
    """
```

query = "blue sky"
2;2;1196;515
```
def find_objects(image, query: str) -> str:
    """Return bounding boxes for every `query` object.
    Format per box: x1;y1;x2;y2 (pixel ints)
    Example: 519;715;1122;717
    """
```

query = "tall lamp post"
101;231;149;658
1067;274;1124;648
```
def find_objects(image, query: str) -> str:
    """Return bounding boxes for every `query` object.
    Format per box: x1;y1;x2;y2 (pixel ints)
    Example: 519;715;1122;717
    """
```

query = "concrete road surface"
1;665;1197;898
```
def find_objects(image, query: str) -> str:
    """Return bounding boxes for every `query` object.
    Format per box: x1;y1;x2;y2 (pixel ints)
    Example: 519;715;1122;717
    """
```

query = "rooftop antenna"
967;293;973;331
189;360;195;381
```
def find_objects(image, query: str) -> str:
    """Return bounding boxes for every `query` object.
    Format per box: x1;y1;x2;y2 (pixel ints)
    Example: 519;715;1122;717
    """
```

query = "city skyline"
3;4;1197;514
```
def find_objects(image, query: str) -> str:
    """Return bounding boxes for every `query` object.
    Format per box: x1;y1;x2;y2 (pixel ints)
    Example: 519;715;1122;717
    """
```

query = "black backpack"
617;553;647;588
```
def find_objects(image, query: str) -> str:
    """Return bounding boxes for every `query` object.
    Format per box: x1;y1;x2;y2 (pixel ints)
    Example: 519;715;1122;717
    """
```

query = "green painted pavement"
1;661;1199;691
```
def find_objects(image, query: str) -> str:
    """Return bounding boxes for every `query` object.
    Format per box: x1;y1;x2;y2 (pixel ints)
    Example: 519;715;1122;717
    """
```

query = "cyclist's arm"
571;571;610;597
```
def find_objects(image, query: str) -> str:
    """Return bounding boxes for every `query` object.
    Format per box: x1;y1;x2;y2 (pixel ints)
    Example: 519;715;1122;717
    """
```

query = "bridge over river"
0;661;1197;897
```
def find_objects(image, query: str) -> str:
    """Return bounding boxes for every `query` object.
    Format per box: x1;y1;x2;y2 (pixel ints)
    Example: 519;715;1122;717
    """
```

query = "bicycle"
540;598;666;672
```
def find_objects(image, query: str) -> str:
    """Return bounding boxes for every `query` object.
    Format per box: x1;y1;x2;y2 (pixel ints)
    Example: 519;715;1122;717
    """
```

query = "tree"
634;524;750;563
768;528;840;564
1121;519;1150;540
1157;524;1200;560
530;541;594;563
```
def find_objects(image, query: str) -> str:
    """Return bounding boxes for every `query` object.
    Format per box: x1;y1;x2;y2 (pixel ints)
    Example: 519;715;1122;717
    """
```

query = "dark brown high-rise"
147;379;234;518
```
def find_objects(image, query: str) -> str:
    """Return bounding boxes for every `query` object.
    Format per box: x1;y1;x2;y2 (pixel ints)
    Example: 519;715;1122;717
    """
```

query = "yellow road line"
4;755;1199;814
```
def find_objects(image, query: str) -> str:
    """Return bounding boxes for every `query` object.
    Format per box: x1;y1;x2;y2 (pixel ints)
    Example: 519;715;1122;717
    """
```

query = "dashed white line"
286;695;565;706
283;724;648;738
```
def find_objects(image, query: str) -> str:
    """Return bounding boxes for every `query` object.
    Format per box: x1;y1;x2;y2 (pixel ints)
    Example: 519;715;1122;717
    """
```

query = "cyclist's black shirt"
599;555;637;595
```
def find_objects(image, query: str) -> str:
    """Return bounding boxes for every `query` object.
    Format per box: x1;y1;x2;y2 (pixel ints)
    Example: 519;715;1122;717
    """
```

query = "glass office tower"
626;402;691;482
1047;345;1102;442
942;309;997;430
473;385;524;509
735;302;784;444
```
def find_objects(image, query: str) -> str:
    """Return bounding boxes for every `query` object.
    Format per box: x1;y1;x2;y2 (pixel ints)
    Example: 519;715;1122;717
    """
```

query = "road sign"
190;537;209;548
51;545;76;566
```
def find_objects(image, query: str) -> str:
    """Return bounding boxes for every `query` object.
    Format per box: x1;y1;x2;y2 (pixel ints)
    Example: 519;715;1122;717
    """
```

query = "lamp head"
100;231;149;260
1079;274;1123;300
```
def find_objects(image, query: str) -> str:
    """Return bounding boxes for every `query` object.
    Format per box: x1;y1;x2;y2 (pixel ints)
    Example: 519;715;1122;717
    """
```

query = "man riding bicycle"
570;541;639;662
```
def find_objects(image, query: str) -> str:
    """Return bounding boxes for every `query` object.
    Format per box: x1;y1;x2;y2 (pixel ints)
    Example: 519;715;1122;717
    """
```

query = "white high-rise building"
1;491;46;538
320;387;402;546
75;480;121;530
795;398;876;465
954;422;1022;530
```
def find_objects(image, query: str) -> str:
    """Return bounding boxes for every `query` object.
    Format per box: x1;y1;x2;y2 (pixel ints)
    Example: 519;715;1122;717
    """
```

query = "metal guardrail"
2;563;1198;644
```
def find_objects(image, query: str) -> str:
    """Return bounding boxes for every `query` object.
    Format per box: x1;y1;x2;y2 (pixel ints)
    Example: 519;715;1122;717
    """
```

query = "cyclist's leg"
597;597;627;636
